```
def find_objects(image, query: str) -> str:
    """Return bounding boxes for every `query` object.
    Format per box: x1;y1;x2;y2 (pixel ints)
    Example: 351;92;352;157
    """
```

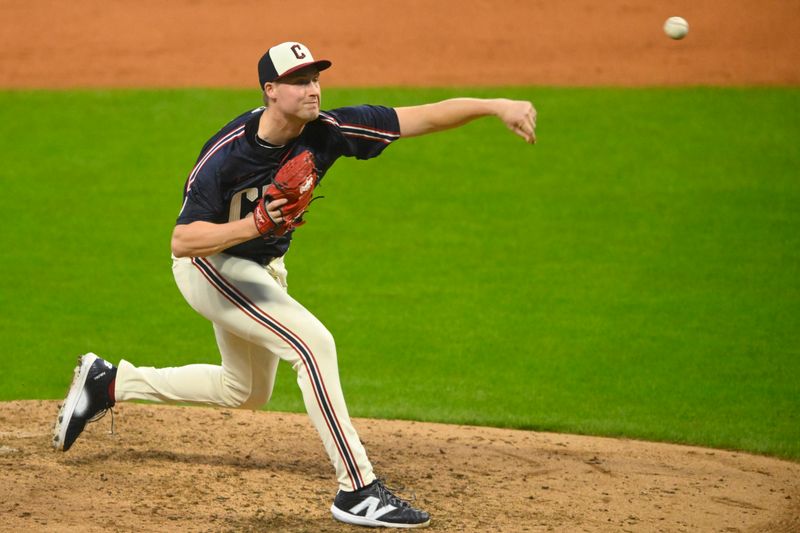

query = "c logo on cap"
291;44;306;60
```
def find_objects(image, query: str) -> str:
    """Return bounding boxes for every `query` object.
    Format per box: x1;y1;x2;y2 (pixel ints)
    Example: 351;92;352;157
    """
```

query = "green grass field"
1;87;798;460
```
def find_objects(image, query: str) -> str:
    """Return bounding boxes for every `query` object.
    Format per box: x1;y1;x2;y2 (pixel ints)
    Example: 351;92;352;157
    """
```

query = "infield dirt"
2;401;799;532
1;1;799;532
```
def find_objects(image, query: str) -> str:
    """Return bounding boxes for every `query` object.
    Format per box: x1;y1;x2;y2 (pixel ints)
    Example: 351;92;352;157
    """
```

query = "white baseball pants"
114;253;375;492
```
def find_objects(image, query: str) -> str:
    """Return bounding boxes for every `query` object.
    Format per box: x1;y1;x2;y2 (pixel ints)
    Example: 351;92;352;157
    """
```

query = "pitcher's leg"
282;322;375;492
114;328;278;409
116;359;232;405
212;323;279;410
114;259;280;409
190;255;375;492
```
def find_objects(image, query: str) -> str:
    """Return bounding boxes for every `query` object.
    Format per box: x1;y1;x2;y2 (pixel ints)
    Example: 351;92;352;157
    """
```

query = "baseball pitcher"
53;41;536;529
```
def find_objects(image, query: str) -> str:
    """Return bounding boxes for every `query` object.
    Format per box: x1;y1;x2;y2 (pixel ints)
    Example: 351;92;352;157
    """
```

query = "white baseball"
663;16;689;40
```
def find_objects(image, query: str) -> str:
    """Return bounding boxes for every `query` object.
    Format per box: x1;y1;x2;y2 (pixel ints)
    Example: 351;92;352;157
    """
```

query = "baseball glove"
253;150;319;238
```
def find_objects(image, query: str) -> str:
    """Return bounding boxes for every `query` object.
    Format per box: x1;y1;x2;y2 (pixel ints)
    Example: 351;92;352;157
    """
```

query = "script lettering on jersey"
290;44;306;60
228;187;267;222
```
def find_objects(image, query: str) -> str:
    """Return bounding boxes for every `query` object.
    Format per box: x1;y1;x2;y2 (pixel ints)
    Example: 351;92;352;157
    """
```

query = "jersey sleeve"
319;105;400;160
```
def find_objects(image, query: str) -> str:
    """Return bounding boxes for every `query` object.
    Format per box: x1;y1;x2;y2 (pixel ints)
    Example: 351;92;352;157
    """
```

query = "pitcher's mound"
0;401;797;532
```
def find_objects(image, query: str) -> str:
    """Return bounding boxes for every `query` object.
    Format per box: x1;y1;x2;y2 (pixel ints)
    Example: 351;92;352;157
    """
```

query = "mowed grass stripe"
0;87;798;459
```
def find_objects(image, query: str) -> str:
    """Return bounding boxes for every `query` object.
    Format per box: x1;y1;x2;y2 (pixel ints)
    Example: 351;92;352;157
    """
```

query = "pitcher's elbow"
170;231;189;257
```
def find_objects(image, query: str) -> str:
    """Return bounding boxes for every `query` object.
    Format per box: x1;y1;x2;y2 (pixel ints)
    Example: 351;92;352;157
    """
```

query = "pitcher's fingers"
518;121;535;144
267;198;288;210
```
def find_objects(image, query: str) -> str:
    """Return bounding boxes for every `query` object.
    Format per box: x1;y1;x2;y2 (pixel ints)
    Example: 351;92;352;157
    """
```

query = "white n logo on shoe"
349;497;396;520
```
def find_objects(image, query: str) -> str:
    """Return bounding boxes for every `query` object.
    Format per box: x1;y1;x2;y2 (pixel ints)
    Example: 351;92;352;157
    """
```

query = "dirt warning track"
1;0;798;88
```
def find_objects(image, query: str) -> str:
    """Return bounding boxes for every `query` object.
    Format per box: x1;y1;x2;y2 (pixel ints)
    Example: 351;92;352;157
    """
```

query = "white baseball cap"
258;42;332;88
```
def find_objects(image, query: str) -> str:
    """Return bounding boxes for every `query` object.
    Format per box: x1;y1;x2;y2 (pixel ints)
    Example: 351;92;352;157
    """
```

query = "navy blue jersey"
177;105;400;264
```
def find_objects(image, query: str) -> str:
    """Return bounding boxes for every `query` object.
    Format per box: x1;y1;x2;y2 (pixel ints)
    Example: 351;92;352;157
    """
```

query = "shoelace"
87;408;115;435
375;479;416;509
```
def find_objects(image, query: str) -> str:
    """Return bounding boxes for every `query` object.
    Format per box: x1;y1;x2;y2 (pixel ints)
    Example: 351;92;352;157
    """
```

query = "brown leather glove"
253;150;318;238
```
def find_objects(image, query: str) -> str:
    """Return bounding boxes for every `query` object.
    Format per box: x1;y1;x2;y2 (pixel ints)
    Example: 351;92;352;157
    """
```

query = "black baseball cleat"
52;353;117;452
331;478;431;528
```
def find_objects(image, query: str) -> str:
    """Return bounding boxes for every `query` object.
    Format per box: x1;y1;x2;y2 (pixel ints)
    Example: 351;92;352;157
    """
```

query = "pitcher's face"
267;67;321;122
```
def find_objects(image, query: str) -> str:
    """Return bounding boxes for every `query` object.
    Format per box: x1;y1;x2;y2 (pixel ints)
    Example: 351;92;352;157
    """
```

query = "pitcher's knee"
237;387;271;410
267;321;338;371
220;377;272;410
307;325;337;358
219;379;252;409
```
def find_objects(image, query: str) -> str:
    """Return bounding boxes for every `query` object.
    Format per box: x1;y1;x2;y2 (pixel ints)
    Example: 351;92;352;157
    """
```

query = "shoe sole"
330;504;430;529
52;353;99;451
